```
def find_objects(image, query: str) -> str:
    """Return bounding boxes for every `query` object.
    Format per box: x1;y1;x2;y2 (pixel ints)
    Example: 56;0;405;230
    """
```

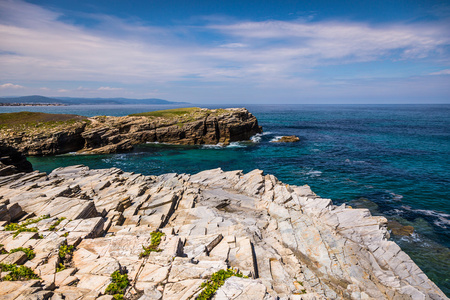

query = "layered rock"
0;108;262;155
0;166;447;299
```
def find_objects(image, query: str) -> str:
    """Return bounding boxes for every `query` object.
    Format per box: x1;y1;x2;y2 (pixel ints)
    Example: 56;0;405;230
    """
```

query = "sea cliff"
0;108;262;155
0;159;447;299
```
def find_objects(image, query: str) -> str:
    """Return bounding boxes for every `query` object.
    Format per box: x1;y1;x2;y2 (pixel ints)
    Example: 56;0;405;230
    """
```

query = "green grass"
139;231;165;258
49;217;66;231
4;215;49;237
0;111;88;131
0;263;40;281
196;269;246;300
129;107;201;118
58;243;74;259
105;270;129;298
57;242;74;272
9;247;35;260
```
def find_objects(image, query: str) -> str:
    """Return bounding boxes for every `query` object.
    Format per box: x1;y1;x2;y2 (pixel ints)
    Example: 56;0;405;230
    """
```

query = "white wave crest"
201;144;224;149
270;136;283;142
227;142;247;148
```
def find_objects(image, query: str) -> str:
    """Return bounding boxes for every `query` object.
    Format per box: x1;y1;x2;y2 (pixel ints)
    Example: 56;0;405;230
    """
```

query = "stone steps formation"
0;164;447;299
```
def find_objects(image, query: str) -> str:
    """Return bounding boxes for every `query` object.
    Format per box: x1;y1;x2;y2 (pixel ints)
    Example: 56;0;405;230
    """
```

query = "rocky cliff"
0;108;262;155
0;165;447;299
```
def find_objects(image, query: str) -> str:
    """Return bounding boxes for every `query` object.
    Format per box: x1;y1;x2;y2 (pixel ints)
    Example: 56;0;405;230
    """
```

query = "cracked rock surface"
0;165;447;299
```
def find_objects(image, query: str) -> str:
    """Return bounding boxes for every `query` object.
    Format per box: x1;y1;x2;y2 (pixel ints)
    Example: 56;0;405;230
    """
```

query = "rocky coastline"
0;108;448;299
0;154;448;299
0;108;262;156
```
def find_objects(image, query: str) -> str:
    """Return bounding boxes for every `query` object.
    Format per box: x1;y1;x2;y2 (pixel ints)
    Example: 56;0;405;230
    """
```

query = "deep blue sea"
2;104;449;295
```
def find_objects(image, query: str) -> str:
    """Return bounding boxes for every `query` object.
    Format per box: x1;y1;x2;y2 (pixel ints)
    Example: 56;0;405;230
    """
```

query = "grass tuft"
105;270;129;298
0;263;40;281
196;269;246;300
139;231;165;258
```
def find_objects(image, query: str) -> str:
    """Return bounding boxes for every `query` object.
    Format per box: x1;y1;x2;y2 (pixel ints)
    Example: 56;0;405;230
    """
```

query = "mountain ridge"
0;95;189;105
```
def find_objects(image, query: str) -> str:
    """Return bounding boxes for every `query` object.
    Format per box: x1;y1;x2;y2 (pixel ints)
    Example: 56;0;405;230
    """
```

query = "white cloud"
429;69;450;75
98;86;123;91
219;43;247;48
0;83;25;89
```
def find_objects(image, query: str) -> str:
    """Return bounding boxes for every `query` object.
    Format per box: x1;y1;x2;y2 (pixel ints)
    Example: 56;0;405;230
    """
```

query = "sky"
0;0;449;104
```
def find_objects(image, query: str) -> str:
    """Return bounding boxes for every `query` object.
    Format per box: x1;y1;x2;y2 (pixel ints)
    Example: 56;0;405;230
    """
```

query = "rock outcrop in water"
0;165;447;299
0;108;262;155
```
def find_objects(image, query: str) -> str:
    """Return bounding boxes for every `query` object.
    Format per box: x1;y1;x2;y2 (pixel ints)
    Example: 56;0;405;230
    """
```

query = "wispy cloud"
0;83;25;89
429;69;450;75
98;86;123;91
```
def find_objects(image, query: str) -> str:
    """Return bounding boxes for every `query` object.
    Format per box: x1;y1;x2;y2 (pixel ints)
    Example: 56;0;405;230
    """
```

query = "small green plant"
139;231;165;258
9;247;35;260
196;269;245;300
0;244;7;255
105;270;129;299
57;242;74;272
4;215;49;237
56;263;66;272
49;217;66;231
62;232;69;237
58;243;74;259
0;263;40;281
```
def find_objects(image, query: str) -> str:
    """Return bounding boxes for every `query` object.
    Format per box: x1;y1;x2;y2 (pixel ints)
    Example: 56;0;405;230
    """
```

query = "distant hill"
0;95;189;105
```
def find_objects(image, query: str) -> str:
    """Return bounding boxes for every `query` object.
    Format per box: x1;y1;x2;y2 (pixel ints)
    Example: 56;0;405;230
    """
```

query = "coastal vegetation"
0;263;40;281
9;247;36;260
0;111;87;129
196;269;246;300
4;215;49;237
105;270;130;299
139;231;165;258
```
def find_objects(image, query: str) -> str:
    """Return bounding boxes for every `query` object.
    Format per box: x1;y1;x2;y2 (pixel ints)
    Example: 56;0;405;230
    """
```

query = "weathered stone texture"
0;165;447;299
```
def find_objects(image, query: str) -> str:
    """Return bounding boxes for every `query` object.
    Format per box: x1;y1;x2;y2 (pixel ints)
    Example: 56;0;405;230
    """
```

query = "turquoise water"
2;104;449;294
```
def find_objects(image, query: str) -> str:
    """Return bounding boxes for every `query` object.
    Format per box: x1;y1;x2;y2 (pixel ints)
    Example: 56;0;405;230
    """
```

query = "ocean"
2;104;449;295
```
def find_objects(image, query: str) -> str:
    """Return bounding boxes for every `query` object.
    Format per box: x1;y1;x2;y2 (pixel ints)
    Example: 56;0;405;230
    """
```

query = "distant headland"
0;95;189;106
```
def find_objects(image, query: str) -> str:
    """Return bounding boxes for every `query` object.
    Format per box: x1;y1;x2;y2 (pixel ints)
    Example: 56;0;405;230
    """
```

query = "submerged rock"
271;135;300;143
387;220;415;236
0;165;447;299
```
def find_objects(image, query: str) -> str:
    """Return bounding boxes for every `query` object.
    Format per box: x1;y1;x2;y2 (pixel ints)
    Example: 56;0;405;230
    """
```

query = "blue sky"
0;0;449;103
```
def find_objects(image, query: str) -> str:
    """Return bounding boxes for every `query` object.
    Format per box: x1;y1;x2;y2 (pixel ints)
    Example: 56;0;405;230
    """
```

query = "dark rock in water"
388;220;415;236
0;143;33;175
272;135;300;143
347;197;380;215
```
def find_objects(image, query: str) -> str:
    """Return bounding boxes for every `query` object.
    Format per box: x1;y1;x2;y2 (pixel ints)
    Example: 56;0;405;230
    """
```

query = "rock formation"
0;165;447;299
0;108;262;155
0;142;33;176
